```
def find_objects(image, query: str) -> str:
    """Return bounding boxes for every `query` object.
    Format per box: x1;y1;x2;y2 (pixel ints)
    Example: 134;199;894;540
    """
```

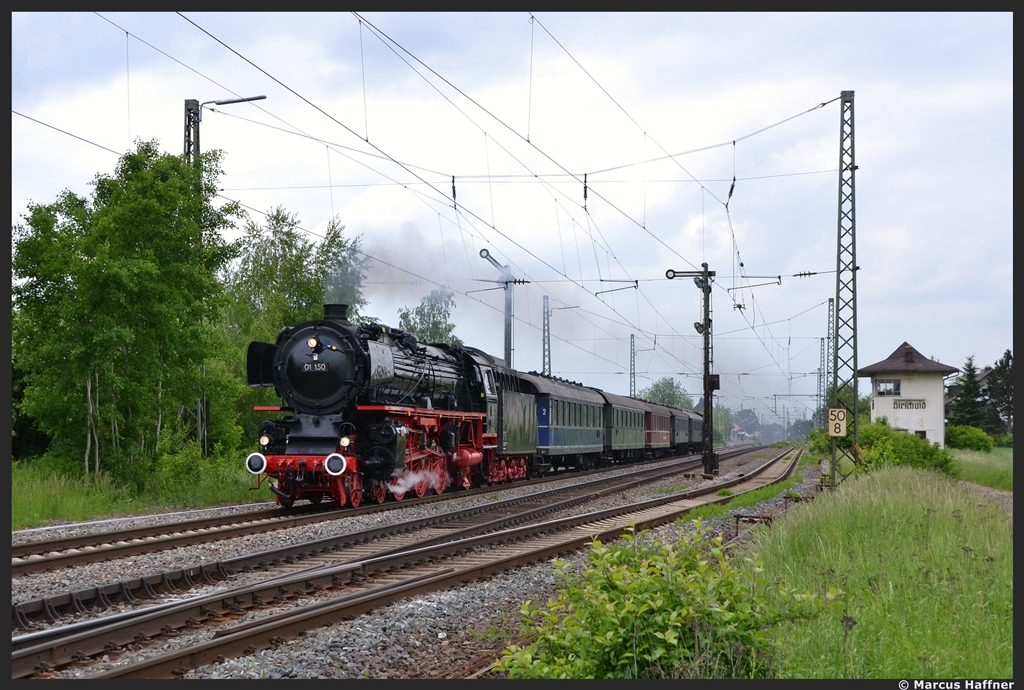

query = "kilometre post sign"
828;408;847;437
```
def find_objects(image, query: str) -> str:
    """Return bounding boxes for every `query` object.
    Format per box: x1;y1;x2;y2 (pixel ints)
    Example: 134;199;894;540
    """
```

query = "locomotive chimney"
324;304;349;324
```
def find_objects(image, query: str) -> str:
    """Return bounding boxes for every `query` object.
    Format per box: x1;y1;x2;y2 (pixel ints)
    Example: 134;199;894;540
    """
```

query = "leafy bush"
945;425;994;453
495;523;835;679
994;433;1012;448
856;421;958;476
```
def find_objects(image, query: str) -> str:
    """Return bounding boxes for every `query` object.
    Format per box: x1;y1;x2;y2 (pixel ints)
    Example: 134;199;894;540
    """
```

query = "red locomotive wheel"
371;481;387;504
391;489;406;501
347;475;363;509
414;478;429;498
432;463;448;495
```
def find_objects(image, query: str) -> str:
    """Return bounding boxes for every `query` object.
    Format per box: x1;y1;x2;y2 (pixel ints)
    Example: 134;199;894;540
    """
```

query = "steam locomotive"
245;304;703;508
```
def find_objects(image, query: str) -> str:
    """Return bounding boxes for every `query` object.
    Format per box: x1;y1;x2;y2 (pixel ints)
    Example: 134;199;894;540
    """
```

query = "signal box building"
858;342;958;448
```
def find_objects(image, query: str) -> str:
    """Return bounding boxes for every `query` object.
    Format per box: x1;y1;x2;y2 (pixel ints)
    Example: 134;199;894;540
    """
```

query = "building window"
876;379;901;396
915;431;927;439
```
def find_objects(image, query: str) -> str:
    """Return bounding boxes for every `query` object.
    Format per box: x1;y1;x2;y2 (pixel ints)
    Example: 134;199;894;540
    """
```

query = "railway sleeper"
12;603;34;630
120;582;140;605
42;597;61;623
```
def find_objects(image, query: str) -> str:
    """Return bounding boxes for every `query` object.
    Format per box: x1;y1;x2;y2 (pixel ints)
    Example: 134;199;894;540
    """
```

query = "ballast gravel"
14;450;832;679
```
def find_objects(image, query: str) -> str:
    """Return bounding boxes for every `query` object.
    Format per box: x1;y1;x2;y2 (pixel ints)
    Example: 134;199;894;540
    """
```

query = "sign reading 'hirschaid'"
892;400;926;410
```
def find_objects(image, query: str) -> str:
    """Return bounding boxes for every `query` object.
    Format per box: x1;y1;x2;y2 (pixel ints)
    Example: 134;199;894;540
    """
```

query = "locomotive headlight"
339;436;352;448
324;453;347;476
246;452;268;475
259;434;271;447
307;337;319;348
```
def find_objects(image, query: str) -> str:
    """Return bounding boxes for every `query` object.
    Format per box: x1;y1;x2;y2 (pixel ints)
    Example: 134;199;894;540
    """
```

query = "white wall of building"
868;371;948;447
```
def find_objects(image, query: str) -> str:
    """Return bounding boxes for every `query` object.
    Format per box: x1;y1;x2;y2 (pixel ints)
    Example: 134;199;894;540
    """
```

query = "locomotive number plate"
303;362;329;373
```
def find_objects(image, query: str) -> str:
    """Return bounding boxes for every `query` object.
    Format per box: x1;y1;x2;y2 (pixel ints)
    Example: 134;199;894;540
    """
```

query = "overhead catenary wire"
29;14;829;407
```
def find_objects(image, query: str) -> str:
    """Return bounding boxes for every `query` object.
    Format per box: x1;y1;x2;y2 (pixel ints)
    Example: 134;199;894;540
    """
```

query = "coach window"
876;379;901;396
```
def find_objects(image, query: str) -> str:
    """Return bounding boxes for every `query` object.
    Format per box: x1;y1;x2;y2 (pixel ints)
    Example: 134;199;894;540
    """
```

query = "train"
244;304;704;508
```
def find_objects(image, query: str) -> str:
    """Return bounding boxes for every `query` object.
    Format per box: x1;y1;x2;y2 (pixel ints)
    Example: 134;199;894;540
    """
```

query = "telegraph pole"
666;262;719;475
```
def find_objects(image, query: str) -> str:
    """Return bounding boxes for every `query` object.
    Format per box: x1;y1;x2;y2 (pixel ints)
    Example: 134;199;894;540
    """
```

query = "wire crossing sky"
11;12;1013;426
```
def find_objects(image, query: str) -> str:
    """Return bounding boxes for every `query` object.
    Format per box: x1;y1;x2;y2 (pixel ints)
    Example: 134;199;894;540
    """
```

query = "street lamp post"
181;94;264;457
184;94;266;166
666;262;719;475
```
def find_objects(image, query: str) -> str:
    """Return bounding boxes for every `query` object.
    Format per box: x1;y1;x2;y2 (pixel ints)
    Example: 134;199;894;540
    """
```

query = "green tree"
220;207;368;441
733;408;759;436
222;208;367;344
948;355;985;429
12;140;240;480
636;377;694;410
985;349;1012;433
397;287;463;346
713;403;732;444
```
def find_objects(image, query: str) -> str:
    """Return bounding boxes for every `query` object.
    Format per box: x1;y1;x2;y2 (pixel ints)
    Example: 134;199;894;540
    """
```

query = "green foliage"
998;433;1012;448
949;355;986;430
396;287;463;346
495;523;832;679
807;419;957;477
984;349;1012;433
12;140;241;479
220;208;368;442
733;408;758;435
713;404;732;444
222;208;367;342
636;377;694;410
856;420;958;476
944;425;994;452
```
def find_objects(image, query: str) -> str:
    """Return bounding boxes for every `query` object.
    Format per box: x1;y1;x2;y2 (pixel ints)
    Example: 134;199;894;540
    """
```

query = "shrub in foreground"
495;523;836;679
945;425;995;452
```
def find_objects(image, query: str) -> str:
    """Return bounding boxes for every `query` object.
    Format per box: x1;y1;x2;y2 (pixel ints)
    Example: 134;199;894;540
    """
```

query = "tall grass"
952;447;1013;491
12;460;268;530
743;466;1013;678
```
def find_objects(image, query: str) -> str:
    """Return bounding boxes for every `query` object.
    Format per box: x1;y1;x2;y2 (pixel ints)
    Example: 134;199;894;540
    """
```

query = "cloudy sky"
11;12;1013;427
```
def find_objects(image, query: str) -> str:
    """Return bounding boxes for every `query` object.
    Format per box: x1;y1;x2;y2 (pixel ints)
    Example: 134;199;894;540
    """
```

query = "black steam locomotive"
245;304;703;508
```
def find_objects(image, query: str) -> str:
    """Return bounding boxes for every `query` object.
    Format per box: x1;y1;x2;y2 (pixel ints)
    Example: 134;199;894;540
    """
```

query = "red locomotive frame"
252;404;529;509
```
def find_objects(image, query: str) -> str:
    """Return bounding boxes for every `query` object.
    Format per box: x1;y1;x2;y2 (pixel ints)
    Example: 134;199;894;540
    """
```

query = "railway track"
12;451;755;633
12;448;756;577
12;446;795;679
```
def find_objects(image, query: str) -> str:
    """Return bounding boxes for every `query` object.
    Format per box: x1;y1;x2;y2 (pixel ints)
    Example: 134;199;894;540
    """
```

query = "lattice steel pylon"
817;338;825;426
630;334;636;397
542;295;551;376
830;91;859;487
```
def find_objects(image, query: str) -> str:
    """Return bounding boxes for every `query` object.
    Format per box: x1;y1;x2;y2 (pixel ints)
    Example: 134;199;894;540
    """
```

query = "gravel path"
961;481;1013;516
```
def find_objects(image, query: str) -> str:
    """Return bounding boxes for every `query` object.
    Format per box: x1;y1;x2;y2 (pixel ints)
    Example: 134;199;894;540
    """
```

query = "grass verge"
741;465;1013;678
951;447;1013;491
12;461;269;530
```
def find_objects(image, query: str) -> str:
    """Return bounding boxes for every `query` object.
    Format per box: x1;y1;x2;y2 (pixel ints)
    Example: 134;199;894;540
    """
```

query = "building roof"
858;342;959;376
